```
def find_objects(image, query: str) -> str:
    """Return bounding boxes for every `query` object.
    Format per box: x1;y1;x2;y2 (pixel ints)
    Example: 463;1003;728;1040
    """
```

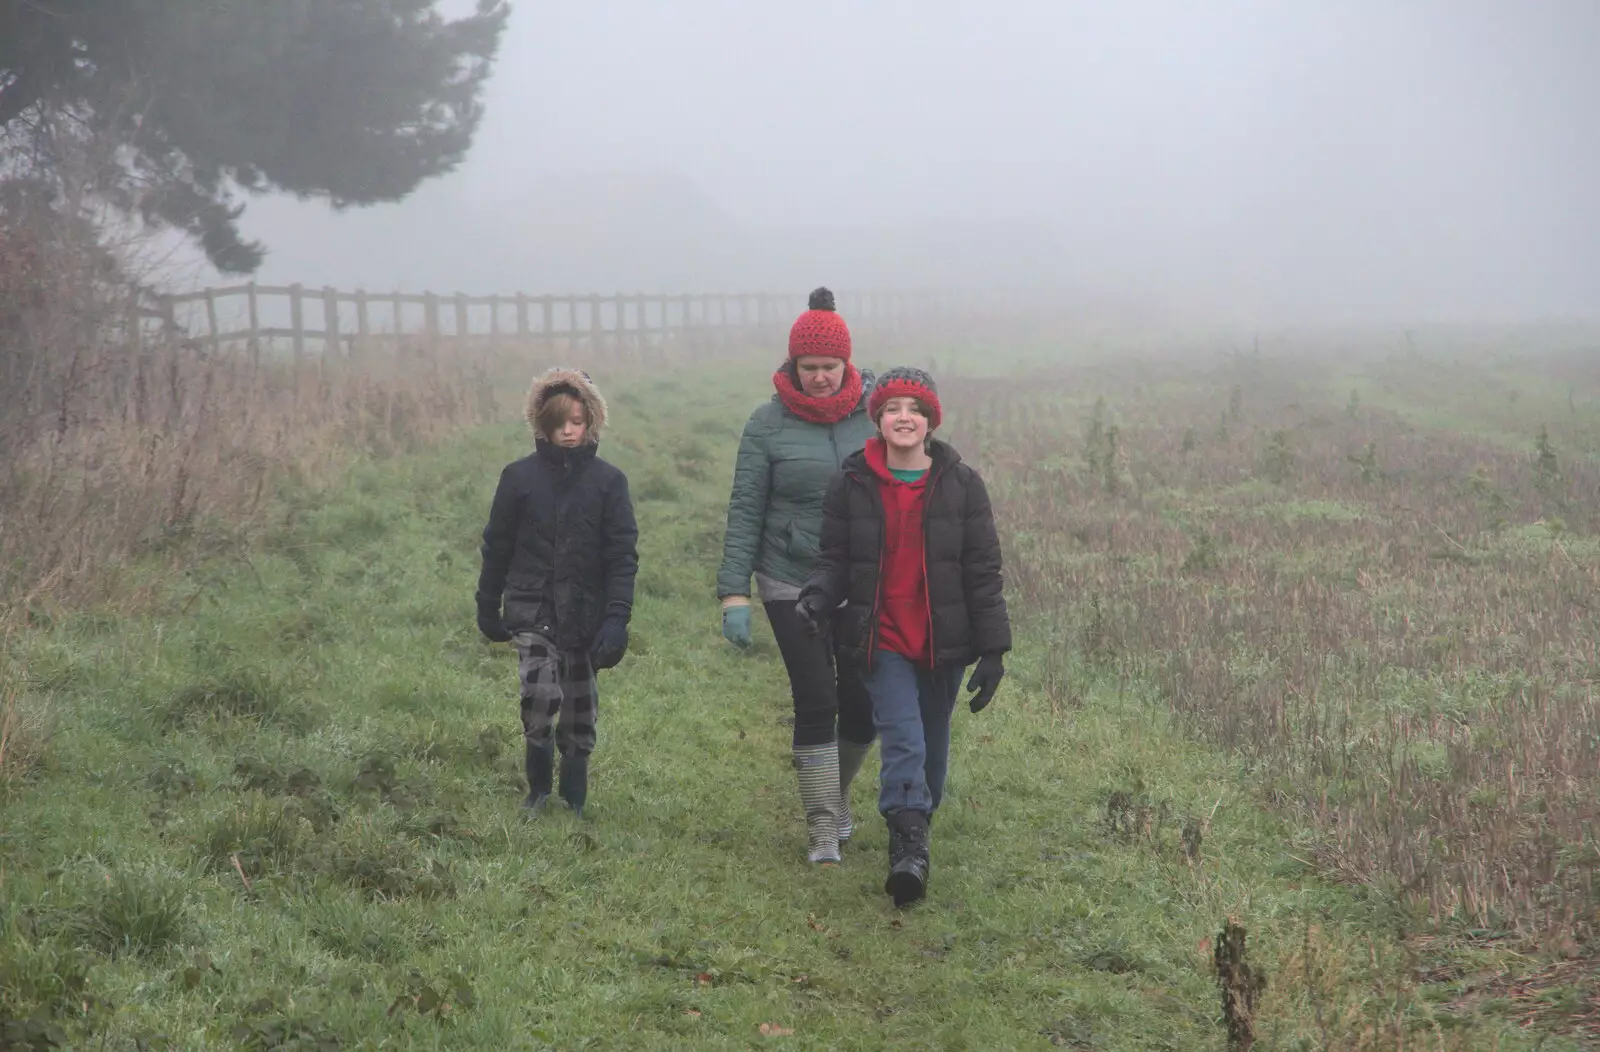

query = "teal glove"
721;601;752;649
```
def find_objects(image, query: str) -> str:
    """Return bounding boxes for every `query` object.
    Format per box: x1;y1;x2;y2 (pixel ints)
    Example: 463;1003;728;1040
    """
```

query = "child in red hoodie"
797;367;1012;907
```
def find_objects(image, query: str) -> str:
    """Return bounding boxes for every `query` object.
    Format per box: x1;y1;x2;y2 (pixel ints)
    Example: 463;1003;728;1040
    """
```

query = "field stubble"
940;346;1600;966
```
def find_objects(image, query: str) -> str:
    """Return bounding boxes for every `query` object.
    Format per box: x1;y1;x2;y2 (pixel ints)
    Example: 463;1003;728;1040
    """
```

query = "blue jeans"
864;650;967;816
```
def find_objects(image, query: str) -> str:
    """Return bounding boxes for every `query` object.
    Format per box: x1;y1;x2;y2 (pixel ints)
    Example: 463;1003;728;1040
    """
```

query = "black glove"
476;596;512;643
966;654;1005;713
795;593;832;637
590;616;629;670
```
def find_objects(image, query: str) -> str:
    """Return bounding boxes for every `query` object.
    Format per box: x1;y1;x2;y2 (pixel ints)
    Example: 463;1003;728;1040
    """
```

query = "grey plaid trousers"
512;632;599;757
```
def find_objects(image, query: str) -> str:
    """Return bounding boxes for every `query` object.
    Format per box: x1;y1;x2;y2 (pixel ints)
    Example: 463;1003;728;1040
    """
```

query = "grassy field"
2;347;1596;1049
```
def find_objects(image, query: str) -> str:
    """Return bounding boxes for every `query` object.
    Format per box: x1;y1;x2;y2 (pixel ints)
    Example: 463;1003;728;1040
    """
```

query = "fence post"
541;296;554;346
630;289;643;358
289;284;306;366
323;286;341;356
488;294;502;352
515;293;529;339
124;297;143;423
389;292;403;352
158;294;178;339
423;292;439;353
246;281;261;366
203;287;220;351
454;292;469;345
354;290;370;359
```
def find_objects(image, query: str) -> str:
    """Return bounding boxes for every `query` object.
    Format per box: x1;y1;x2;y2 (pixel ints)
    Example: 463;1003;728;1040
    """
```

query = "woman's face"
794;356;846;398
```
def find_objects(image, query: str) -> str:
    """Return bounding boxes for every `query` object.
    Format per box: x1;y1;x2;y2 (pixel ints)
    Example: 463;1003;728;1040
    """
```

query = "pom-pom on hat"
869;365;942;431
788;286;853;362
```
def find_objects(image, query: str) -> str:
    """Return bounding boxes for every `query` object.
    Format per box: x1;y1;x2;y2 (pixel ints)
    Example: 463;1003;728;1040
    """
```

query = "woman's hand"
720;596;752;650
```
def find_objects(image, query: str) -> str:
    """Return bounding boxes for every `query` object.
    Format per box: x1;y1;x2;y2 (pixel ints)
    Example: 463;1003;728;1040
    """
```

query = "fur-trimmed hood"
525;368;608;444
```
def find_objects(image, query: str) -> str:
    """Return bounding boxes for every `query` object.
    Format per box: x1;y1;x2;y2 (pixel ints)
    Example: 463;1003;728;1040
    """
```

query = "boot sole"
885;867;926;907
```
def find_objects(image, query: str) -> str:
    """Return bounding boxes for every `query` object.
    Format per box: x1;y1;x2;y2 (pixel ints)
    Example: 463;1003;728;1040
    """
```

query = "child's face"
878;397;928;452
795;356;846;398
550;404;588;448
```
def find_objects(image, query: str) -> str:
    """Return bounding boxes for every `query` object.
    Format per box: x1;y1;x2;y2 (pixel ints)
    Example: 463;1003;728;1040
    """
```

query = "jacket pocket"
785;519;821;561
503;594;550;634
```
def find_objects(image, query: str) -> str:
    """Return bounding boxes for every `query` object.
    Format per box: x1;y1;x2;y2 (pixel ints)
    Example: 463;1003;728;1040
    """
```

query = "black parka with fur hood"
476;369;639;651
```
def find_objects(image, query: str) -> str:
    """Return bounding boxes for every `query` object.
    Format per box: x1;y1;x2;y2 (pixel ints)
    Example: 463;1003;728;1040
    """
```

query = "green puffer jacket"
717;375;877;598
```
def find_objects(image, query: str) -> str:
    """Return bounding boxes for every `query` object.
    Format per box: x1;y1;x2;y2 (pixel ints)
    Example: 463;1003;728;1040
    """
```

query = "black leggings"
764;600;875;749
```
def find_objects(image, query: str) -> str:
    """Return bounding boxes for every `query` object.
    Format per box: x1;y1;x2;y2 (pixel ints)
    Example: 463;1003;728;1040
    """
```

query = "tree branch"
0;68;40;130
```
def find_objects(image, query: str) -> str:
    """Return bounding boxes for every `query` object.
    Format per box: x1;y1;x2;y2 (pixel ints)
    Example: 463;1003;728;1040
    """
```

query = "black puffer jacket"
477;440;638;650
801;439;1011;669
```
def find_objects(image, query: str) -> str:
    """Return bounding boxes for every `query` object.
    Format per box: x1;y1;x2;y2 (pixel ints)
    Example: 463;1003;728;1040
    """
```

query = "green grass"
0;365;1585;1050
1333;339;1600;456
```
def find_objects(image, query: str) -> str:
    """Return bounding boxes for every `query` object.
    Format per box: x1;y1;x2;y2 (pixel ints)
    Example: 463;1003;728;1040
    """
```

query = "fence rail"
142;283;958;360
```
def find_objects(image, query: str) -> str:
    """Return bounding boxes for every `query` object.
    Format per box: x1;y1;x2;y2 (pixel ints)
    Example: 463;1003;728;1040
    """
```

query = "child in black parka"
476;368;639;817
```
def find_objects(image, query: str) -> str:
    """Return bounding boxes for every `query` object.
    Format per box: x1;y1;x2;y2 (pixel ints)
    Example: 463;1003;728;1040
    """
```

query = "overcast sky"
223;0;1600;324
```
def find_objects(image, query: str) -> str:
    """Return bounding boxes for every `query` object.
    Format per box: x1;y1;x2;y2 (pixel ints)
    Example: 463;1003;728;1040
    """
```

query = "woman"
717;287;877;865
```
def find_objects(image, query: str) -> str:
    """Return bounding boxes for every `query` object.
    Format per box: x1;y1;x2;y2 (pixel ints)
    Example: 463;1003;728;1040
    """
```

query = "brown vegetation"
1;221;507;613
943;348;1600;953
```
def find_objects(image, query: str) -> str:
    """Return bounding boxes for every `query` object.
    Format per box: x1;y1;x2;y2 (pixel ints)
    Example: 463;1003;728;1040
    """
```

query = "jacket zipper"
866;473;886;672
920;458;948;669
845;467;889;673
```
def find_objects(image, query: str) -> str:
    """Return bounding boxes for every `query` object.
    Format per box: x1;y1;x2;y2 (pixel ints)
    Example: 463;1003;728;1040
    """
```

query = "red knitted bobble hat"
788;287;852;361
869;365;942;431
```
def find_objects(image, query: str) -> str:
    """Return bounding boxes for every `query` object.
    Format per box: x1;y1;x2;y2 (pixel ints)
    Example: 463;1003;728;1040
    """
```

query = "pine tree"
0;1;509;273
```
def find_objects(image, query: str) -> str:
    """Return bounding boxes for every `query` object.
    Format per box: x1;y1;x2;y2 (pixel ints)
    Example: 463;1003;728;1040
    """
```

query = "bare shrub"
1;318;512;612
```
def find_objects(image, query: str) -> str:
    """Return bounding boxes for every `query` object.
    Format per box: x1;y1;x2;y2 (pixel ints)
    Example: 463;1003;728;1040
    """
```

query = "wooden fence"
142;284;959;360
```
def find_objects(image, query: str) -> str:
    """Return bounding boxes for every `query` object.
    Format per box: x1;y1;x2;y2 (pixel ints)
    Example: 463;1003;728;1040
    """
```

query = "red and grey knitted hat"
788;287;852;361
869;365;942;431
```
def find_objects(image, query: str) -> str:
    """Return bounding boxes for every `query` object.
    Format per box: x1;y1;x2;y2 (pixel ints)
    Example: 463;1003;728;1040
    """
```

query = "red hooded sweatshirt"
863;437;932;665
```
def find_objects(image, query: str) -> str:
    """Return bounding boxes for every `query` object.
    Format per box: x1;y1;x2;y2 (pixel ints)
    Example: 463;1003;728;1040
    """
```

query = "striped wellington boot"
836;739;872;845
792;744;842;864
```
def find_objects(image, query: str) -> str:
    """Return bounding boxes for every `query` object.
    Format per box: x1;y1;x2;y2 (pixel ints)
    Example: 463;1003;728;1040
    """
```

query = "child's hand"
590;618;629;669
794;594;831;638
966;654;1005;713
720;597;752;650
476;599;512;643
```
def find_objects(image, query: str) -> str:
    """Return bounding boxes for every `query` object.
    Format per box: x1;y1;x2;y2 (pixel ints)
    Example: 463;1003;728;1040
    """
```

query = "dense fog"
212;1;1599;325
